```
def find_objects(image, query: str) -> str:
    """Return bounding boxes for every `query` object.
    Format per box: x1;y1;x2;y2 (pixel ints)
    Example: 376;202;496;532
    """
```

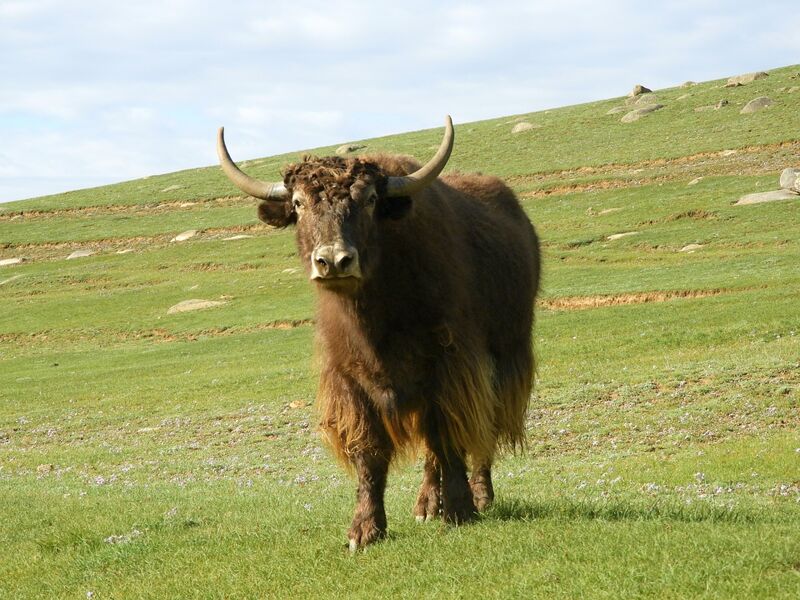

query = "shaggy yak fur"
258;153;540;548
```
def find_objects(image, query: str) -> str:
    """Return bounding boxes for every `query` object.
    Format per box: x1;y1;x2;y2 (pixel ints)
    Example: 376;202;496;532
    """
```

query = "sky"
1;0;799;203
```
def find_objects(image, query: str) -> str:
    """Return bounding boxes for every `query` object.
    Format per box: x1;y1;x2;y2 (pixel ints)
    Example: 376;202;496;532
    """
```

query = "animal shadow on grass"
485;497;765;525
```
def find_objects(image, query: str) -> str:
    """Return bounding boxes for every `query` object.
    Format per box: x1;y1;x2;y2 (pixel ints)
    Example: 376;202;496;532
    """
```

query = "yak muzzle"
310;242;361;281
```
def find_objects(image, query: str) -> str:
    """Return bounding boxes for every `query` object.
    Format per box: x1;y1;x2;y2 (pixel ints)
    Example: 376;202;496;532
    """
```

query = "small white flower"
104;529;142;545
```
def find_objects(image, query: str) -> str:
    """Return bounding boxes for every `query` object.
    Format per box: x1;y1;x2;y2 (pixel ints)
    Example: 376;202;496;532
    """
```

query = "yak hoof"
444;505;477;525
347;512;386;549
470;472;494;512
413;482;441;522
443;487;477;525
473;495;492;512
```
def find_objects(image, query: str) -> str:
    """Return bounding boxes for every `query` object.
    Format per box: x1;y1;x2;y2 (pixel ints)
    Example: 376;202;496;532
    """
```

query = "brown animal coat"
219;125;541;546
264;153;540;546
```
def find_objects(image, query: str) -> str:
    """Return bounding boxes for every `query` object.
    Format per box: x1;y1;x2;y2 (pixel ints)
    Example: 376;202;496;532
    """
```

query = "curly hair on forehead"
282;156;385;196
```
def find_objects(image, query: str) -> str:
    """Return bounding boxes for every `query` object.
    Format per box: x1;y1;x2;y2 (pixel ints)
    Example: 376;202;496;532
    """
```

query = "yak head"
216;117;453;295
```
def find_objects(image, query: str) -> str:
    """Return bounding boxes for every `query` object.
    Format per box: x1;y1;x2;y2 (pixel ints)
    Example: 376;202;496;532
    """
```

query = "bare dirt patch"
637;209;719;226
0;196;250;222
513;140;800;198
539;289;726;311
181;262;264;273
0;319;314;348
1;223;269;262
522;176;673;198
665;209;717;221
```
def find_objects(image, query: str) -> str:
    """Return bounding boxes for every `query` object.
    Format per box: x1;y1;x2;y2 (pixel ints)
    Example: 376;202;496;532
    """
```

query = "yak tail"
492;344;533;452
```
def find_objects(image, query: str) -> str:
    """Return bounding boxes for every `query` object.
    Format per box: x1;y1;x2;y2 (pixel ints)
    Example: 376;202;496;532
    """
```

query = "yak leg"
322;369;393;550
439;450;476;524
424;409;476;524
346;398;392;550
348;449;390;550
469;461;494;512
413;451;441;522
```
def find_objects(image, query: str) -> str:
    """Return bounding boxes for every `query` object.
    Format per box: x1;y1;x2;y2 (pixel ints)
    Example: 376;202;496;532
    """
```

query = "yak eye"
293;198;303;210
366;194;377;206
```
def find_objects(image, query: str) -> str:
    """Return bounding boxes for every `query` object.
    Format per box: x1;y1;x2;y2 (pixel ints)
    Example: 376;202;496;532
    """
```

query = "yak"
217;117;540;550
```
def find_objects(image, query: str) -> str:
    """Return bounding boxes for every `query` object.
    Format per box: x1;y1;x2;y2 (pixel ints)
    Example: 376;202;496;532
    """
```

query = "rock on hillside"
740;97;773;114
171;230;198;242
0;257;25;266
625;93;658;106
736;190;798;205
629;84;652;97
725;72;768;87
336;144;366;156
511;122;540;134
695;100;729;112
737;166;800;204
780;168;800;193
167;299;227;314
621;105;664;123
607;231;639;241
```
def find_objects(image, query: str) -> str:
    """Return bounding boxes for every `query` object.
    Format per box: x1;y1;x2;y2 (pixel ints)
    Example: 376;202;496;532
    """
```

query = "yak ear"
257;200;296;227
377;196;412;220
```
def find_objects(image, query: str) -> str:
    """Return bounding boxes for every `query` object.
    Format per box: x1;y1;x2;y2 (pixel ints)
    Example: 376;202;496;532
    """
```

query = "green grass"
2;64;800;598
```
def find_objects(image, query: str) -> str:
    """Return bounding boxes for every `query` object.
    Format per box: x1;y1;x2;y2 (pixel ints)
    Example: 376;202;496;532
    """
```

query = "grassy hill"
2;65;799;598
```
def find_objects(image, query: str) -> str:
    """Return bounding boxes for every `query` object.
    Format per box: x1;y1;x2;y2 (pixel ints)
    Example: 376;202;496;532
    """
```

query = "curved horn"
386;116;454;197
217;127;288;200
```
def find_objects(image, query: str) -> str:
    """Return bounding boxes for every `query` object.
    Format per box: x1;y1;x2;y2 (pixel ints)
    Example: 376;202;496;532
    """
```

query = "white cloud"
0;86;115;120
1;0;799;202
235;106;343;130
248;11;365;45
0;0;56;19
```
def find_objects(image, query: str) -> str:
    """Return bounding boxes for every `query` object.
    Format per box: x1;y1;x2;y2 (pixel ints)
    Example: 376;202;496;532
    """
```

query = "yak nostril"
314;254;331;276
312;245;359;279
337;254;353;271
